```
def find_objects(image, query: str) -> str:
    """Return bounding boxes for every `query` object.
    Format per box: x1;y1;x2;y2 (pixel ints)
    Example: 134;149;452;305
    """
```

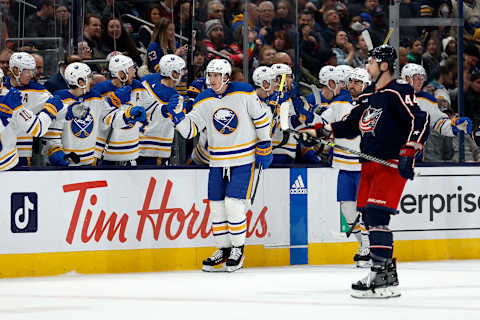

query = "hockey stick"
250;162;262;205
346;213;361;238
64;152;80;164
272;73;290;150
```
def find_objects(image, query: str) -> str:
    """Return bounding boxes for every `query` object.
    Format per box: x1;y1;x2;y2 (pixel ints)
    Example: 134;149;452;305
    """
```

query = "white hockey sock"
210;200;231;248
225;197;247;247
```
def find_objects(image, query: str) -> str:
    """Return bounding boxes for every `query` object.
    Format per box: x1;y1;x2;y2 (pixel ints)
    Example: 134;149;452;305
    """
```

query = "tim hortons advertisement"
308;167;480;243
0;169;290;254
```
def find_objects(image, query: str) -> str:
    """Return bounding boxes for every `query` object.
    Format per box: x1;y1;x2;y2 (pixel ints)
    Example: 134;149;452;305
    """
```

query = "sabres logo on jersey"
70;113;94;139
359;106;382;135
212;107;238;135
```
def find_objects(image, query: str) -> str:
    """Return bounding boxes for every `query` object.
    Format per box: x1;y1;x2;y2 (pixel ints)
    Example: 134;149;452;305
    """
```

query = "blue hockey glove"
292;96;314;124
398;144;419;180
107;86;132;107
290;81;300;99
166;94;186;125
0;88;22;125
124;106;146;125
65;101;90;120
452;117;472;135
48;146;69;166
267;91;289;110
255;140;273;169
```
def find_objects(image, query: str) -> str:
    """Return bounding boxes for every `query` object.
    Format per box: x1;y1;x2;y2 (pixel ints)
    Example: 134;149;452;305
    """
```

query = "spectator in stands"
0;47;12;76
398;42;409;70
231;67;244;82
193;43;207;79
157;0;178;21
440;36;456;65
207;0;233;45
423;36;441;83
273;0;294;31
147;17;188;73
44;55;83;93
86;0;121;19
138;4;162;49
407;38;424;64
257;45;276;67
24;0;55;49
1;0;19;39
83;14;105;59
203;19;231;62
273;29;293;52
333;30;355;65
55;4;70;41
464;68;480;129
273;51;293;67
231;2;258;33
369;6;388;47
257;1;275;45
101;17;141;66
352;33;369;67
463;44;479;91
427;57;457;92
321;9;341;46
32;53;44;81
227;26;261;68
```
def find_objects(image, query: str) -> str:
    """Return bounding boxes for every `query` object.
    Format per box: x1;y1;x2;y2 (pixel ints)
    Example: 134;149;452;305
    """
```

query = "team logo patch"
70;112;94;138
212;107;238;135
359;106;382;135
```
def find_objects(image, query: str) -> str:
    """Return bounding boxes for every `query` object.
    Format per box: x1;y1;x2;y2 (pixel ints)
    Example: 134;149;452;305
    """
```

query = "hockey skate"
353;248;372;268
351;259;400;299
226;245;244;272
202;248;231;272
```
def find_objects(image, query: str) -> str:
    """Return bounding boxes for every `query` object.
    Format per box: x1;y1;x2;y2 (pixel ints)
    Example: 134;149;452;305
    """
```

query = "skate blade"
351;287;401;299
226;256;245;273
356;260;372;268
202;263;227;272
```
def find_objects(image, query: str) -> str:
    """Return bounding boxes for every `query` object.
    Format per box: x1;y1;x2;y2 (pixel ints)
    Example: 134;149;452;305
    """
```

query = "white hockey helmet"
64;62;92;89
336;65;354;84
349;67;371;90
270;63;293;79
401;63;426;83
109;54;134;82
9;52;36;79
205;59;231;91
319;65;342;92
159;54;186;84
252;66;276;91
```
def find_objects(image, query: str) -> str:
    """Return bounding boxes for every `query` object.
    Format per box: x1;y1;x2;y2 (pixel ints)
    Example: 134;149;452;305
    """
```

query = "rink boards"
1;166;480;277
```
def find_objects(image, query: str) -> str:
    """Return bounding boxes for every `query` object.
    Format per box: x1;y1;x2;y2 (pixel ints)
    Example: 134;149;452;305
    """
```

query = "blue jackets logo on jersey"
359;106;382;135
212;107;238;135
70;113;94;138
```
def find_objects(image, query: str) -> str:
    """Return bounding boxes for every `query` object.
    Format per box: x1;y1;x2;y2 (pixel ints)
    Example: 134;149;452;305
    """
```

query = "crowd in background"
1;0;480;166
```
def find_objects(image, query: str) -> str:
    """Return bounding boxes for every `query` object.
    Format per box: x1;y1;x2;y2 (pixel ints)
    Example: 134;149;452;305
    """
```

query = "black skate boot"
353;248;372;268
202;247;231;272
226;245;245;272
351;261;401;299
386;258;400;295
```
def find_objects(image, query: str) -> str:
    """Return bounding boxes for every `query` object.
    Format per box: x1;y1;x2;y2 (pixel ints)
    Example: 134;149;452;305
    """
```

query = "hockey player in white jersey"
166;59;272;272
5;52;53;166
139;54;185;165
401;63;472;137
0;70;64;170
43;62;146;166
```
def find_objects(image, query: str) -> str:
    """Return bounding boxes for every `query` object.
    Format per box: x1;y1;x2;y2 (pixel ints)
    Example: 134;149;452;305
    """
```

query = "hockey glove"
124;106;147;125
298;122;331;139
292;96;314;124
267;91;289;110
48;146;69;166
451;117;472;135
0;88;22;125
398;144;420;180
107;86;132;108
65;101;90;120
290;81;300;100
166;94;186;125
255;140;273;169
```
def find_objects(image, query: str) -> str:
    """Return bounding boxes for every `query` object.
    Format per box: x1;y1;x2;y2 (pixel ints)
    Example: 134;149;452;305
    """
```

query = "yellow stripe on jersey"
254;117;269;127
229;223;247;231
140;136;173;142
0;153;18;171
333;158;360;165
0;149;16;162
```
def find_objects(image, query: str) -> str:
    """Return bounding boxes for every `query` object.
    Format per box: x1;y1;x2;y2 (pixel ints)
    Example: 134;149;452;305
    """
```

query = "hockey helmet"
252;66;276;91
109;54;135;82
336;65;354;84
368;44;397;66
401;63;426;82
318;65;336;86
159;54;186;84
64;62;92;89
349;67;371;90
270;63;293;81
205;59;231;92
9;52;36;79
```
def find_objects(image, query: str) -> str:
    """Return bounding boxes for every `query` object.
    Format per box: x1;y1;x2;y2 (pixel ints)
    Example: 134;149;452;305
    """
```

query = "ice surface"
0;260;479;320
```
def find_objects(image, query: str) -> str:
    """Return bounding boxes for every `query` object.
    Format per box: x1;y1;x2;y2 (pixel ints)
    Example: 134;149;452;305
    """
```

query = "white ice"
1;260;479;320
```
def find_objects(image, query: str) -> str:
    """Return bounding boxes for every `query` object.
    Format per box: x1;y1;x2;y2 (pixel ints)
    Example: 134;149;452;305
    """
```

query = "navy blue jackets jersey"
331;80;429;161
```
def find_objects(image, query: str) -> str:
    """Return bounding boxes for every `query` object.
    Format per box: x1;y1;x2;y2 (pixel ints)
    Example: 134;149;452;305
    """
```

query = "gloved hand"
398;144;420;180
66;101;90;120
290;81;300;99
255;140;273;169
298;122;331;138
292;96;314;124
0;88;22;125
107;86;132;107
41;96;64;120
267;91;289;110
452;117;472;135
48;146;69;166
124;106;146;125
166;94;186;125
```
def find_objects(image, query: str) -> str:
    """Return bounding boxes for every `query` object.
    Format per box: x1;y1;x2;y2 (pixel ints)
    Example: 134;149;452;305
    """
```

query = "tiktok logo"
11;193;38;233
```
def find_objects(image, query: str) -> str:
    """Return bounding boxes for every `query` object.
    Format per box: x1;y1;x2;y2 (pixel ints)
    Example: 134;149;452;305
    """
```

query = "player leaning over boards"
301;45;429;298
165;59;272;272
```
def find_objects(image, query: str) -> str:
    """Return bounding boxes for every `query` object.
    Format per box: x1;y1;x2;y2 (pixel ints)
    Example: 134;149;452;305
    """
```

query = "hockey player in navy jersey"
166;59;272;272
401;63;472;137
139;54;186;165
301;45;429;298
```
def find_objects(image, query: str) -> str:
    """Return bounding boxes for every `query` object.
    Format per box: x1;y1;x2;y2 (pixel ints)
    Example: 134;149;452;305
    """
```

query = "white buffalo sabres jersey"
141;74;177;159
190;129;210;165
0;88;56;170
175;82;271;167
5;78;53;157
269;97;299;160
416;91;453;136
321;93;361;171
44;89;126;166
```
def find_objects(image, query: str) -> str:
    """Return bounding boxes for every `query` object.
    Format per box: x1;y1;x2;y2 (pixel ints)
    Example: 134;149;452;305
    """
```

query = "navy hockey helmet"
368;44;397;68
